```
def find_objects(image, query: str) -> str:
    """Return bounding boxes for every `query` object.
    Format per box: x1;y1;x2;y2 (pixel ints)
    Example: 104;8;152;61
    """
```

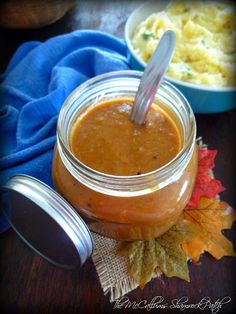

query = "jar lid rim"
1;174;94;268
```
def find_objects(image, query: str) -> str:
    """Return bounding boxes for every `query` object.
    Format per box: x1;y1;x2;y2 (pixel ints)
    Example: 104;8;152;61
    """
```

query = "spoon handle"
131;30;176;125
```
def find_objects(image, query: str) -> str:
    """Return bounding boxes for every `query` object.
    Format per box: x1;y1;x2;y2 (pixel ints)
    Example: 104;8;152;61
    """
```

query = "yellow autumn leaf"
117;220;200;287
182;197;236;262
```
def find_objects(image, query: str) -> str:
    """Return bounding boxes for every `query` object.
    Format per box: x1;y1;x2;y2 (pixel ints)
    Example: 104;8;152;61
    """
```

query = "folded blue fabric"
0;30;130;232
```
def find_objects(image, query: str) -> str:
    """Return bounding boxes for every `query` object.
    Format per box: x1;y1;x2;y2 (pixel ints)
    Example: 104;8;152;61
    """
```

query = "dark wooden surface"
0;1;235;313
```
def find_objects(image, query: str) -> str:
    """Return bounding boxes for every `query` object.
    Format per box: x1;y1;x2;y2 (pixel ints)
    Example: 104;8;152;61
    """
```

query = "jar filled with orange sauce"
53;71;198;240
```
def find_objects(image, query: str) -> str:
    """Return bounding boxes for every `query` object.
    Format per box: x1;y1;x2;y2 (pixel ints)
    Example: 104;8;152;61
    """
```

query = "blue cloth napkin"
0;30;130;232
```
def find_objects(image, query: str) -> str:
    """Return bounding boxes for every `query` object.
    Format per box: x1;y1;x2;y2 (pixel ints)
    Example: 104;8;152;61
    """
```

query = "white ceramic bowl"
125;0;236;113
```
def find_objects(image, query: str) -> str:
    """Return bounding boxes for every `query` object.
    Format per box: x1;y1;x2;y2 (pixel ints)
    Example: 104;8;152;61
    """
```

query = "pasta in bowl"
125;0;236;113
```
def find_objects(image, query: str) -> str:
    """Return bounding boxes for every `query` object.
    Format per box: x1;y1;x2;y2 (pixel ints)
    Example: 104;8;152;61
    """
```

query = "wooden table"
0;2;235;313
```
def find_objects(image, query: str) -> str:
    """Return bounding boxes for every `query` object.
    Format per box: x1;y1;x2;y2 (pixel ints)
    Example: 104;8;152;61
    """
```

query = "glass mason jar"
52;71;197;241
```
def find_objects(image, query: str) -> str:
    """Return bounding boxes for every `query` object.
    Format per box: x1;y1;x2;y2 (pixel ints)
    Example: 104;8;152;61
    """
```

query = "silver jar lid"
0;175;94;269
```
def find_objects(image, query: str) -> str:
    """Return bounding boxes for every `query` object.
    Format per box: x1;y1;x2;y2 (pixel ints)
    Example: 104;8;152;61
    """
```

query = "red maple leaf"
187;149;225;208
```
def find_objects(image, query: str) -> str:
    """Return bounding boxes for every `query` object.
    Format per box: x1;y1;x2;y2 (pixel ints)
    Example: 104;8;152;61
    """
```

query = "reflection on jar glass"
52;71;197;240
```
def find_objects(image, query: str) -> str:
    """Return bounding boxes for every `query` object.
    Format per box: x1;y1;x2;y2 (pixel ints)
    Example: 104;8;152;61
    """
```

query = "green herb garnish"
142;32;154;41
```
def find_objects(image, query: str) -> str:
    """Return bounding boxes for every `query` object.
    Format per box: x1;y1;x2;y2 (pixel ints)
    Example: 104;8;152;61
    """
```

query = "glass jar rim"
56;70;196;195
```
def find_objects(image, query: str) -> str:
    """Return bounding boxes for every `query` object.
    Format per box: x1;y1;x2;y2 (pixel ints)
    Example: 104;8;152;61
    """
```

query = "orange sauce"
53;98;198;240
70;99;181;175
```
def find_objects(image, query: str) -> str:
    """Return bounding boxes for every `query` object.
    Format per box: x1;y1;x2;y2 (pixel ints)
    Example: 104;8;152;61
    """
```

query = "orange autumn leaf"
182;197;236;262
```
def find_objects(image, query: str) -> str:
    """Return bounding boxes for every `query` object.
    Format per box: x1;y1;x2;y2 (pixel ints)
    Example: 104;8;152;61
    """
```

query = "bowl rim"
124;0;236;93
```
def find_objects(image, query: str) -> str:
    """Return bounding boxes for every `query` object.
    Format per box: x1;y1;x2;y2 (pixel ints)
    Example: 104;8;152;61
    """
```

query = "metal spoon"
131;30;176;125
